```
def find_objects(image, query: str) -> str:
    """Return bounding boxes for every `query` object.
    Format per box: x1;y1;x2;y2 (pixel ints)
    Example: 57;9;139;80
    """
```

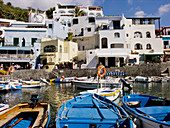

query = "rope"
92;94;128;120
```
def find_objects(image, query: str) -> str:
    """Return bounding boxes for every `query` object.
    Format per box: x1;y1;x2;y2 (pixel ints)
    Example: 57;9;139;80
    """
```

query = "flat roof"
127;17;160;20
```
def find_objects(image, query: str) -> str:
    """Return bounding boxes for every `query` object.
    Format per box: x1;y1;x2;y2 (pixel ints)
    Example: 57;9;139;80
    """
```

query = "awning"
165;52;170;55
144;53;164;55
163;37;170;41
96;52;128;57
58;60;72;63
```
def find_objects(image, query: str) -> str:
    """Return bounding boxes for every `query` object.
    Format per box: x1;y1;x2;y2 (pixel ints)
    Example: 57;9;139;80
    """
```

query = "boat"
0;84;9;92
151;76;162;83
50;77;76;83
19;79;43;88
135;76;151;83
0;96;9;114
72;77;121;89
80;82;122;101
40;78;51;85
56;93;133;128
0;94;50;128
8;79;22;90
122;94;170;128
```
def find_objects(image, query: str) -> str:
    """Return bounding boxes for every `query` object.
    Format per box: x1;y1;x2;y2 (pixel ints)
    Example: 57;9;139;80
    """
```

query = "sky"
3;0;170;27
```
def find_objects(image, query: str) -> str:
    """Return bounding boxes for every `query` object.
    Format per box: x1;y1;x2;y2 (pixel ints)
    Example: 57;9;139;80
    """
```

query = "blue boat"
122;94;170;128
56;93;133;128
0;94;50;128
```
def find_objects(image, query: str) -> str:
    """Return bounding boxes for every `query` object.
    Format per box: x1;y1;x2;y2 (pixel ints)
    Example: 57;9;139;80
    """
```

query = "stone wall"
52;62;170;78
0;63;170;80
12;69;50;81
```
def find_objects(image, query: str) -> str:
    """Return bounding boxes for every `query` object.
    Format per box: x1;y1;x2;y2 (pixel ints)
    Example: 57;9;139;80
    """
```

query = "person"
0;64;3;70
37;63;41;69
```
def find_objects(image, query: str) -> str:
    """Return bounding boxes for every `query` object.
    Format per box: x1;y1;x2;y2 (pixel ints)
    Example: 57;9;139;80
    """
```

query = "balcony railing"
0;54;35;59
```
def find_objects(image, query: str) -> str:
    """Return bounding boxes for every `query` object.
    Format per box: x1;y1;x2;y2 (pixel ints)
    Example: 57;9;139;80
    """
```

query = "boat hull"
56;93;133;128
122;94;170;128
0;102;50;128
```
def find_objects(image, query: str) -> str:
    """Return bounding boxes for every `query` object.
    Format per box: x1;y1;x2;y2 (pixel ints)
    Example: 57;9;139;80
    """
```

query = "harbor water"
0;82;170;127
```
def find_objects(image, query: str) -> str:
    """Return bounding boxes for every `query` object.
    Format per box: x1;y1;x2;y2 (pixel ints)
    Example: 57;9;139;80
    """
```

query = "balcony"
0;54;35;59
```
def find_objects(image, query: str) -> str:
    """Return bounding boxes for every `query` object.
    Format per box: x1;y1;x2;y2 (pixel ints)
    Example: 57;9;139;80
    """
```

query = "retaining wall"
1;63;170;80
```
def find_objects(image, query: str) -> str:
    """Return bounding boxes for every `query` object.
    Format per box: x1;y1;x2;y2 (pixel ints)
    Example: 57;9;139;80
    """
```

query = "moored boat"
56;93;133;128
73;77;121;89
122;94;170;128
0;94;50;128
20;80;42;88
80;82;122;101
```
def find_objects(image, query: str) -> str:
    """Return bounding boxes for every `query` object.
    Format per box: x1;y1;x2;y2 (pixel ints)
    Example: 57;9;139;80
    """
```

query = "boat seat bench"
67;108;119;120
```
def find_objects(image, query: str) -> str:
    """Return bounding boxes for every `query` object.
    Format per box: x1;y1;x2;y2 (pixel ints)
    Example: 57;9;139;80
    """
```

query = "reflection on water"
0;82;170;127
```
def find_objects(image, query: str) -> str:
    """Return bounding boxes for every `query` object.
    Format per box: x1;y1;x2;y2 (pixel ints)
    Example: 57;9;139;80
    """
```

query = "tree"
73;6;86;17
7;2;12;6
0;0;4;5
46;7;55;19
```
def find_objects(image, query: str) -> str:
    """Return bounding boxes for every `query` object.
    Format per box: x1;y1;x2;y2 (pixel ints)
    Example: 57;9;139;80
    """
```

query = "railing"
0;54;35;59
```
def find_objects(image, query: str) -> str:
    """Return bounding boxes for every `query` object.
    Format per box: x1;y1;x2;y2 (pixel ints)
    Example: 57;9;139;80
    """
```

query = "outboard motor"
30;94;39;108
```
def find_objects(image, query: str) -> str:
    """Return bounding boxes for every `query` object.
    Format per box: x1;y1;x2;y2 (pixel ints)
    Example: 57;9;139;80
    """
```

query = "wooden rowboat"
0;94;50;128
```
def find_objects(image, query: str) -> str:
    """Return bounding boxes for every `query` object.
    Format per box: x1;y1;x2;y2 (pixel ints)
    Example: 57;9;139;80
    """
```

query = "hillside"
0;1;29;22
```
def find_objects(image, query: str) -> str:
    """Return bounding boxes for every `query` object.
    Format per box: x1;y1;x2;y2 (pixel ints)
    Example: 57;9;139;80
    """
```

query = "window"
146;44;152;49
31;38;37;46
87;27;91;32
134;32;142;38
44;45;56;52
68;10;74;13
73;19;78;24
22;38;25;47
82;46;85;50
59;45;62;53
96;13;102;17
89;17;95;23
135;43;143;50
0;31;3;35
49;24;53;28
13;38;19;46
114;32;120;38
111;44;124;48
168;31;170;35
146;32;151;38
164;41;169;49
90;51;92;54
89;13;94;16
101;38;108;48
59;10;65;13
126;34;129;37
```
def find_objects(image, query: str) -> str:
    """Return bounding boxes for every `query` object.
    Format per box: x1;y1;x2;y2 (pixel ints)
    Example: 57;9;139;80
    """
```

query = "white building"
81;15;163;68
0;18;68;69
123;16;163;63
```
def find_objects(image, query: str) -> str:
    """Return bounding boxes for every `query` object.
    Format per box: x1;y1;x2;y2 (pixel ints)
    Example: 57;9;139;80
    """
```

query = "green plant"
68;32;73;41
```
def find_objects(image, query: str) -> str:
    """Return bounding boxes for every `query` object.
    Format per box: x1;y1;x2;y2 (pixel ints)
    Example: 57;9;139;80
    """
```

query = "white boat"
151;76;162;83
135;76;151;83
0;96;9;114
73;77;121;89
80;82;122;101
20;80;42;88
0;103;9;114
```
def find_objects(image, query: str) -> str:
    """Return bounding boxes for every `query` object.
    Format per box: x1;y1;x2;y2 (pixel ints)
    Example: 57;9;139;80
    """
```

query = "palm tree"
73;7;86;17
